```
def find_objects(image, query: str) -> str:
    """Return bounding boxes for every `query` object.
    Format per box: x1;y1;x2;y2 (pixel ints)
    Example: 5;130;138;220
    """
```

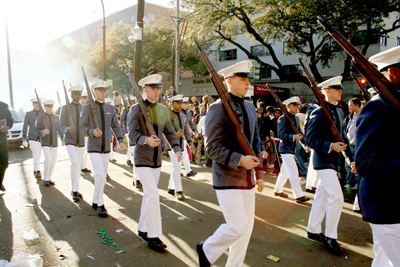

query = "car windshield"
10;110;23;123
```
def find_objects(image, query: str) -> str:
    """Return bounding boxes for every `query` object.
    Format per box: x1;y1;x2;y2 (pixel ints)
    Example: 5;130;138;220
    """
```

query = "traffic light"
251;62;261;81
360;78;367;86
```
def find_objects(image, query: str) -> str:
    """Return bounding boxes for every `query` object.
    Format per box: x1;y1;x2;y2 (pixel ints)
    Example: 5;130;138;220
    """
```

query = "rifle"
124;64;156;136
62;80;76;127
297;58;352;164
350;72;371;102
122;85;134;107
204;88;215;103
317;16;400;113
265;84;301;135
119;88;129;113
82;67;100;129
34;89;47;129
193;36;263;180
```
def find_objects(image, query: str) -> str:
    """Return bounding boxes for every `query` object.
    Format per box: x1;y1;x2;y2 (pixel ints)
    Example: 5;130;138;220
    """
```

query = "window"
97;28;101;35
380;35;387;46
397;37;400;46
118;18;123;24
250;45;270;57
130;15;136;23
219;49;237;61
148;13;156;21
353;29;388;46
283;64;303;76
260;66;272;79
91;30;95;37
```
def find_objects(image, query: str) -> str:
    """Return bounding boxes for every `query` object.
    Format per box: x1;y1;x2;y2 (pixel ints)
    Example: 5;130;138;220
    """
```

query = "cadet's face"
144;86;160;102
44;105;53;114
227;76;251;97
32;102;39;110
80;97;88;104
325;89;342;103
95;89;107;101
287;104;298;113
182;103;188;109
71;92;81;103
275;110;281;118
172;101;182;112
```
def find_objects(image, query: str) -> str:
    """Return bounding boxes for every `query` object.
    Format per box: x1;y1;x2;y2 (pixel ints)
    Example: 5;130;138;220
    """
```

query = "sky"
0;0;173;112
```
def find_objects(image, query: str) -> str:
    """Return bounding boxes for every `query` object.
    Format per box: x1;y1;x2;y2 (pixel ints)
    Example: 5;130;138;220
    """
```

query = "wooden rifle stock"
297;58;352;163
124;65;156;136
204;88;215;103
34;89;48;129
62;80;75;127
82;67;100;129
317;16;400;113
350;72;371;102
122;85;134;107
193;36;263;179
265;84;300;135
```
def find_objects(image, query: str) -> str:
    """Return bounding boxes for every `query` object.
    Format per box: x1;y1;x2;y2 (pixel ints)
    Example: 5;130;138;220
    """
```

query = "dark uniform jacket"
306;102;354;171
205;94;262;190
356;95;400;224
120;107;134;146
23;109;40;141
182;109;198;134
80;101;124;153
167;110;193;150
60;102;85;147
257;112;271;140
128;100;181;168
35;113;63;147
277;113;305;155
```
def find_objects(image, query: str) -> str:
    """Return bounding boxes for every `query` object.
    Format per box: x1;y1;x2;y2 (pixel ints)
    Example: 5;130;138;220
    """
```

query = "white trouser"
29;140;42;171
89;153;109;206
370;223;400;267
81;137;88;169
66;145;85;192
168;150;182;191
109;142;115;160
182;142;192;175
137;167;162;238
204;188;255;266
274;154;304;199
306;150;319;190
42;147;57;181
125;133;133;161
131;145;140;181
307;169;343;239
353;194;360;211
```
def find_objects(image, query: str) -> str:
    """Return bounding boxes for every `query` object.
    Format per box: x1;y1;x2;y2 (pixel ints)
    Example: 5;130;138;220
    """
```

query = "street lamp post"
101;0;107;81
134;0;145;83
175;0;180;94
5;15;14;108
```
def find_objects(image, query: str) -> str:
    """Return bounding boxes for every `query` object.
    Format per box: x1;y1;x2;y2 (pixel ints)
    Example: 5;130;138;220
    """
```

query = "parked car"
7;108;24;146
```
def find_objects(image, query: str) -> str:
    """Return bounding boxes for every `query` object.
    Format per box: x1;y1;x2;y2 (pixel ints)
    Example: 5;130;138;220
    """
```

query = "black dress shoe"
186;171;197;178
81;168;91;173
43;181;50;187
176;191;186;201
305;189;316;194
147;238;167;251
97;205;108;218
274;192;288;198
167;189;175;196
35;171;42;178
197;241;211;267
107;174;110;181
138;231;148;241
136;180;143;191
92;203;98;210
325;237;343;256
72;191;79;202
353;209;362;214
126;160;133;167
49;180;55;185
0;185;5;192
110;159;117;163
307;232;326;242
296;196;310;203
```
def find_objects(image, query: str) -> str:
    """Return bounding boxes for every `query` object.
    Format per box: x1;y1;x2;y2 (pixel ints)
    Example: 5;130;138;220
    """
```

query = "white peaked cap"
369;46;400;71
81;91;88;97
42;100;55;106
218;60;253;78
91;80;108;90
368;88;377;95
169;94;184;102
68;85;84;92
138;74;162;88
283;96;300;105
30;97;42;102
317;76;343;89
182;97;189;103
105;98;112;104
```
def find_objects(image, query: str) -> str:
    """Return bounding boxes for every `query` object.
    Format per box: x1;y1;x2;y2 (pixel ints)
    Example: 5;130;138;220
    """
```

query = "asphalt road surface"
0;144;374;266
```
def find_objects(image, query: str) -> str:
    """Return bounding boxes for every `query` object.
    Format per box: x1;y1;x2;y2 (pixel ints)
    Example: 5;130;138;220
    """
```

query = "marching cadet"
273;96;310;203
60;85;85;202
0;101;13;192
80;81;125;218
79;91;91;173
181;97;197;177
35;99;64;186
128;74;182;251
105;98;117;164
306;76;355;256
356;46;400;266
197;60;265;267
166;94;193;200
22;98;43;178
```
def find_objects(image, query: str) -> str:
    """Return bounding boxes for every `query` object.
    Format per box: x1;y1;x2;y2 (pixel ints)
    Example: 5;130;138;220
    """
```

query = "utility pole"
134;0;145;83
175;0;180;93
5;15;14;109
101;0;107;81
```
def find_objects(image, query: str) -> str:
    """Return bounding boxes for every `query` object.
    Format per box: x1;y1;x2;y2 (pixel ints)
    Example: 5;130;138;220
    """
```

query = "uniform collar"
145;99;157;108
229;92;244;104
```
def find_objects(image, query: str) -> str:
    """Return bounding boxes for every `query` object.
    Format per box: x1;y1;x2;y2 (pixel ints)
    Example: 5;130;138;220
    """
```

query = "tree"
181;0;400;84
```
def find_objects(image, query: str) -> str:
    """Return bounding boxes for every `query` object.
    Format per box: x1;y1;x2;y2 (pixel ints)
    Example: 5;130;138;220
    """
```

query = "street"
0;145;374;266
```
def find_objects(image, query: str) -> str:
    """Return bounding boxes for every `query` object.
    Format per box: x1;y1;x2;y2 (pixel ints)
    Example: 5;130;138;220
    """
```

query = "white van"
7;108;24;146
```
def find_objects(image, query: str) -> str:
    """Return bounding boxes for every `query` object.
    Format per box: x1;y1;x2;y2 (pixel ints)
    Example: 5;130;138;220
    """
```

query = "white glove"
23;140;28;147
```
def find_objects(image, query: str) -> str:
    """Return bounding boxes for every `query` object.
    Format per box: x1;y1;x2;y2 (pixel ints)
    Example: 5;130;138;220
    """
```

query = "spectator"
169;86;177;97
